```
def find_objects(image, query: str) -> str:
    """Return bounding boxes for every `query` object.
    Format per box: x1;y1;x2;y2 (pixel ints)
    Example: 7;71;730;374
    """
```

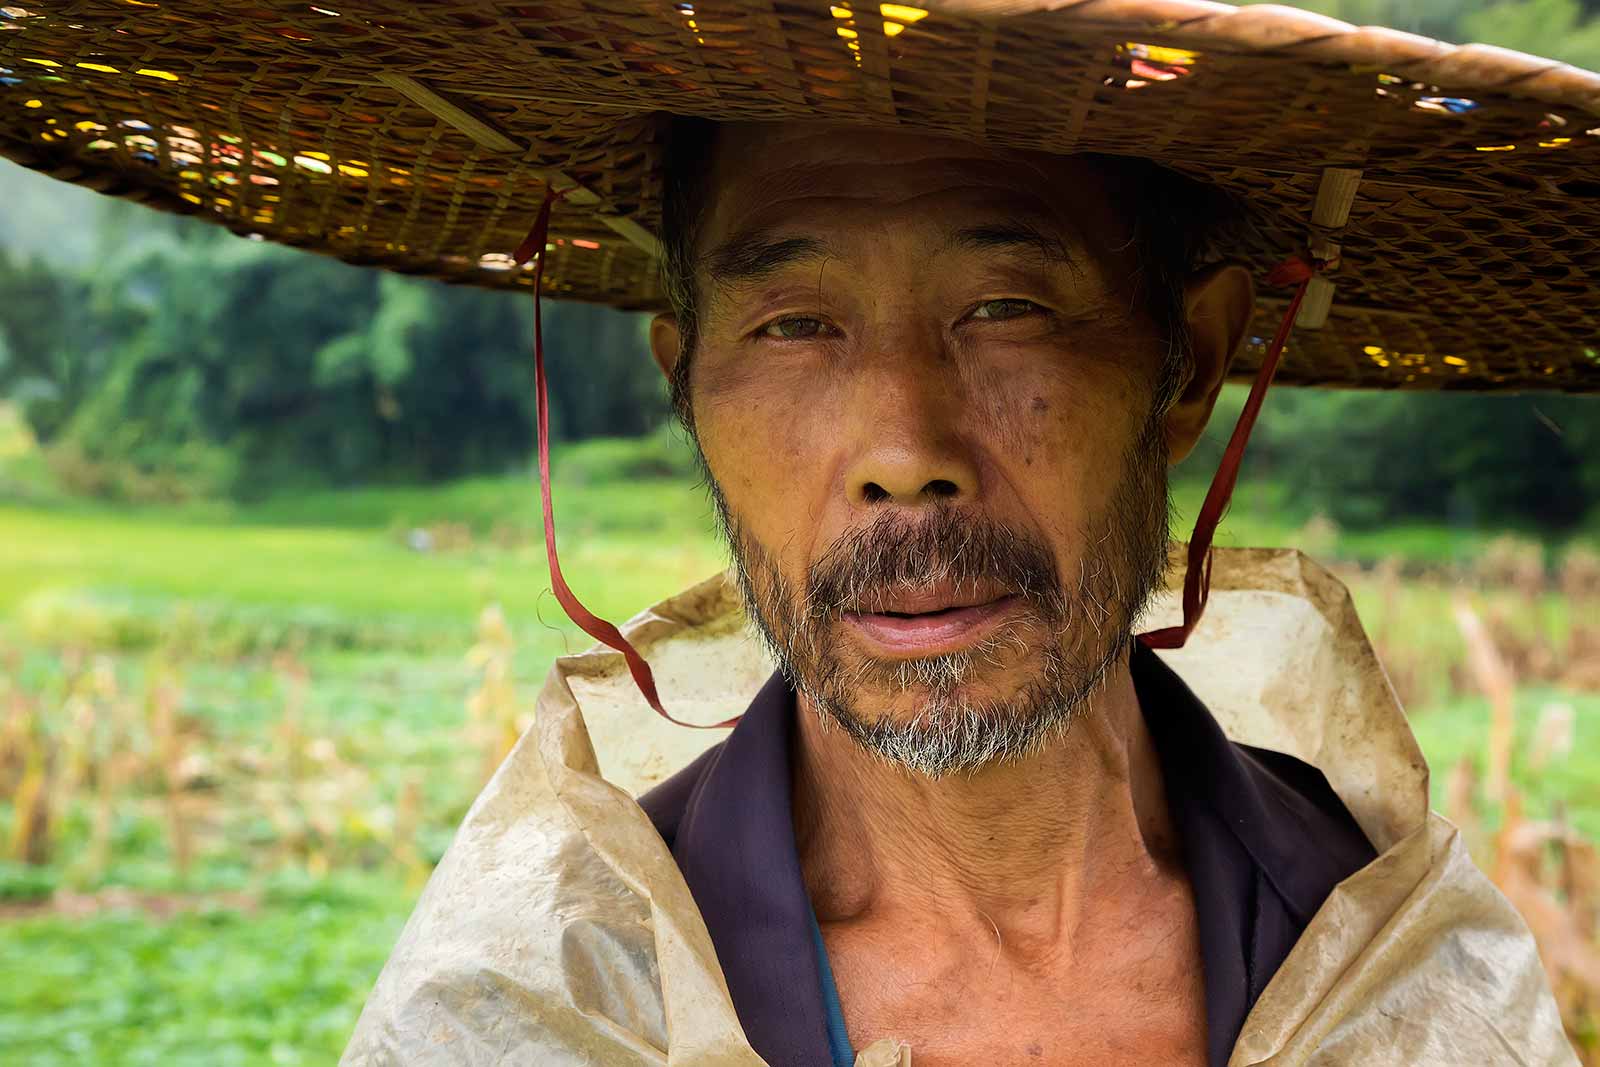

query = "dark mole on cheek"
1031;396;1048;414
1026;1042;1044;1057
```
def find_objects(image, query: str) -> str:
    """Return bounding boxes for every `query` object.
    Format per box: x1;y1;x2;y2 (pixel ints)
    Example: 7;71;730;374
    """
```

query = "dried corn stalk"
1454;597;1517;804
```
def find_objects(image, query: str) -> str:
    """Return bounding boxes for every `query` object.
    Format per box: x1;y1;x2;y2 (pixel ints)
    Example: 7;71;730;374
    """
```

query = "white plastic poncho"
342;547;1576;1066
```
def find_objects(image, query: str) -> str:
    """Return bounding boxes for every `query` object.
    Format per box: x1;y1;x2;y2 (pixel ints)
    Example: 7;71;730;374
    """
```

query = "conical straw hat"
3;0;1597;391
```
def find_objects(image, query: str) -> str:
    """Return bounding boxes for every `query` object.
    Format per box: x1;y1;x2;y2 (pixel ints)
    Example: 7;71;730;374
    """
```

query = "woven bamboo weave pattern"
2;0;1598;392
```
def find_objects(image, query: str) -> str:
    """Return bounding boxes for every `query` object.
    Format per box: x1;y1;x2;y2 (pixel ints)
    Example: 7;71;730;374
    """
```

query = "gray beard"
704;417;1171;779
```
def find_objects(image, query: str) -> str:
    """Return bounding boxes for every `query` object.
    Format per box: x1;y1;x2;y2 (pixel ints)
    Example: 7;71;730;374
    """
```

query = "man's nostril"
925;479;960;498
862;482;890;503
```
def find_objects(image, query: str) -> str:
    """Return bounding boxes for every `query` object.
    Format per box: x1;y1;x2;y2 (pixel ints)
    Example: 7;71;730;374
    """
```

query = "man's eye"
761;316;829;340
969;299;1041;322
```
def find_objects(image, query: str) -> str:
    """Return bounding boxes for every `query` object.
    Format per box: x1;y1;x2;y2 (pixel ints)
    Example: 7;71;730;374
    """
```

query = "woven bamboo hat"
3;0;1598;392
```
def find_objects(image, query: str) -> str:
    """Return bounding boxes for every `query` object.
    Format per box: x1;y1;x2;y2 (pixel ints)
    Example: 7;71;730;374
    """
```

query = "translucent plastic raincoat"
343;547;1575;1066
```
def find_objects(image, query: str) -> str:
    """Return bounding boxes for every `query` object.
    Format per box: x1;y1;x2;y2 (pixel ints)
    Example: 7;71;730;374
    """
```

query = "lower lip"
845;595;1021;656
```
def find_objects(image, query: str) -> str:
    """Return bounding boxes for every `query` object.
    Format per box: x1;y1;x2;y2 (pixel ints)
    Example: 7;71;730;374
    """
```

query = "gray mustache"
804;505;1066;622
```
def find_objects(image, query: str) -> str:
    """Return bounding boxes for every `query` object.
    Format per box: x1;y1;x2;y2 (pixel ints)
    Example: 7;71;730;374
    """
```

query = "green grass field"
3;438;1597;1065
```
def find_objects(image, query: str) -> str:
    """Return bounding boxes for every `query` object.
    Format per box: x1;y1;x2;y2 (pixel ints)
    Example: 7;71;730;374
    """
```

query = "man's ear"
1165;263;1254;465
649;313;682;381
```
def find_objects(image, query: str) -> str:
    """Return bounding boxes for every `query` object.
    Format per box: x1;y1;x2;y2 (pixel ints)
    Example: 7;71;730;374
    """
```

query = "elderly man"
633;119;1366;1066
332;16;1585;1067
345;102;1581;1061
7;1;1593;1064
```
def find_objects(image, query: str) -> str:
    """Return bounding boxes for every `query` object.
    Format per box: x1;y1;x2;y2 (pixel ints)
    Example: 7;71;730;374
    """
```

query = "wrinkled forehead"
699;121;1132;260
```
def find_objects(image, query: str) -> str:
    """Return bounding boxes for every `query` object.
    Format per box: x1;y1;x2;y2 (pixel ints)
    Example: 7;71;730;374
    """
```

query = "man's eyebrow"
944;221;1079;268
704;233;834;289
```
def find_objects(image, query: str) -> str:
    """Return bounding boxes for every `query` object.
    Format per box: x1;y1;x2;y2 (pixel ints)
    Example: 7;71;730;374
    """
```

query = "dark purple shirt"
640;645;1375;1067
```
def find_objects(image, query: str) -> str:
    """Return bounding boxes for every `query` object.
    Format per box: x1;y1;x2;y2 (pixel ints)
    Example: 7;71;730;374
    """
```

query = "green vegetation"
1411;689;1600;839
0;645;468;1064
1223;388;1600;534
0;435;732;1066
0;877;410;1067
0;168;666;499
0;475;720;630
1239;0;1600;69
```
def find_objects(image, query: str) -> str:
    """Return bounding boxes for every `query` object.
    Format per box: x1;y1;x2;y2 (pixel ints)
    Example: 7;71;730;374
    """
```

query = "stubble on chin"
705;415;1170;778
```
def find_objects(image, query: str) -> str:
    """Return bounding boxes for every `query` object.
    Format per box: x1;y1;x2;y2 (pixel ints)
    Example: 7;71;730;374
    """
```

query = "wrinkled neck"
792;652;1180;950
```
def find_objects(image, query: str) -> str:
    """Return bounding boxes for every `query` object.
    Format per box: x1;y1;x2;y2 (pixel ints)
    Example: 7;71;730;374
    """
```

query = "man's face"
653;123;1202;776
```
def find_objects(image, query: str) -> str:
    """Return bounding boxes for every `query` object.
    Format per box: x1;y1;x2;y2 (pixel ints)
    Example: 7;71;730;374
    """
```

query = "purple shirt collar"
640;646;1374;1067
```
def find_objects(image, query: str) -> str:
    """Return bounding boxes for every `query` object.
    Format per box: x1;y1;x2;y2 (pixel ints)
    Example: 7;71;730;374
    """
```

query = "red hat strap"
516;186;739;729
1140;166;1361;649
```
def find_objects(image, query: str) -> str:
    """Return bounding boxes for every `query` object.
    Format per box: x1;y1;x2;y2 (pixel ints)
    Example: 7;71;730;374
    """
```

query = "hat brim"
3;0;1598;392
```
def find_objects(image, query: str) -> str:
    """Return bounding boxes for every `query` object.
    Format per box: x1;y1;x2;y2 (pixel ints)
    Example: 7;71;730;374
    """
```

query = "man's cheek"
700;407;818;539
693;339;830;412
963;352;1115;459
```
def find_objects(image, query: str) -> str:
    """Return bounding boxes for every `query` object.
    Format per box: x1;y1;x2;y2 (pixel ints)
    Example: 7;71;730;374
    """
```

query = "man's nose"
841;355;980;508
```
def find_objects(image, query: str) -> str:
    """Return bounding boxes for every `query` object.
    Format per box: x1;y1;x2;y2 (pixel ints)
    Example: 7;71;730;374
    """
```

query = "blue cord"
808;904;856;1067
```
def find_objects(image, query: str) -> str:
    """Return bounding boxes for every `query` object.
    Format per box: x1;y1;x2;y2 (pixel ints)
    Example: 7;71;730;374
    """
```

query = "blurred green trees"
1199;388;1600;531
1463;0;1600;67
1244;0;1600;69
0;180;665;497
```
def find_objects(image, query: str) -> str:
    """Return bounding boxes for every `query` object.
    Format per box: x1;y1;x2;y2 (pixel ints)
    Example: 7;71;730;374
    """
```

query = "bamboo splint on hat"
2;0;1599;394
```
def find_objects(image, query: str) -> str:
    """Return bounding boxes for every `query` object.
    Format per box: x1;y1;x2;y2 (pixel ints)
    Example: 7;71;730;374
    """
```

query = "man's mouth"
843;584;1022;657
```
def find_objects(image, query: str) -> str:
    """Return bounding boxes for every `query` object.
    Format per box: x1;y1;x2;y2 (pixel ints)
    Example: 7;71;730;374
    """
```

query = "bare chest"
821;901;1208;1067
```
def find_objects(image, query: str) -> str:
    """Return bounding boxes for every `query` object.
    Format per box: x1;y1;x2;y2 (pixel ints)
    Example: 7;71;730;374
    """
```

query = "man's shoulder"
1132;645;1375;901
